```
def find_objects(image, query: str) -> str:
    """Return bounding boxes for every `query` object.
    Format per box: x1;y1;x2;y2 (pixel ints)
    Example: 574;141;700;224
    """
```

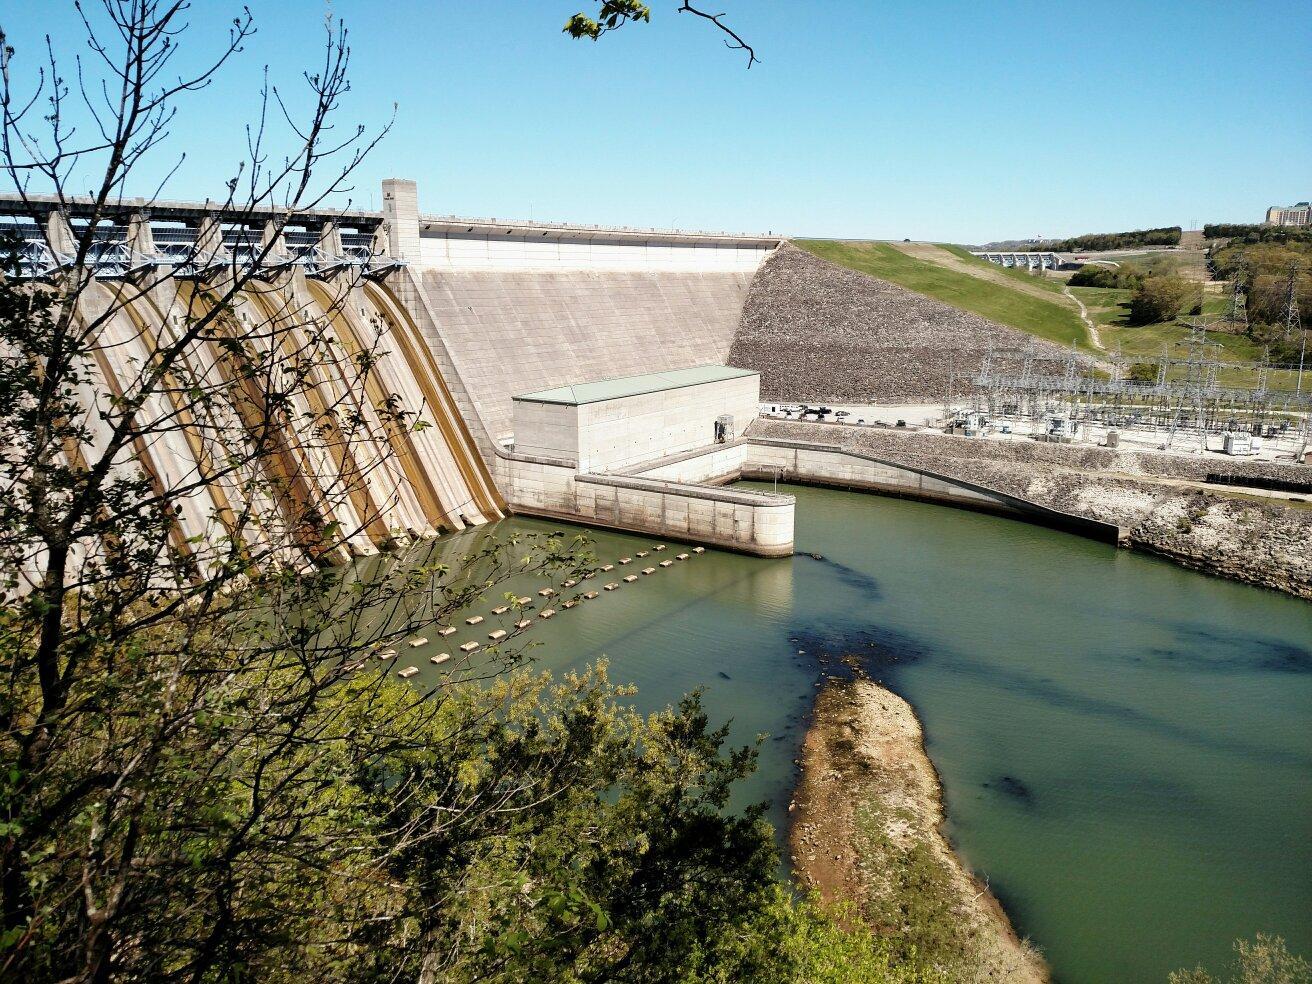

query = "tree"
564;1;758;67
0;3;842;981
1068;265;1143;290
1128;274;1201;325
0;4;938;981
1170;934;1311;984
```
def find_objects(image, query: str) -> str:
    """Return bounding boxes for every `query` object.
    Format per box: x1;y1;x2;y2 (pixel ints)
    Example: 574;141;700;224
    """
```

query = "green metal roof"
514;365;758;406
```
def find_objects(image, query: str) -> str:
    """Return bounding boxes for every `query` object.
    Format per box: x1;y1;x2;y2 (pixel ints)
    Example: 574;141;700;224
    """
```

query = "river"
392;482;1312;983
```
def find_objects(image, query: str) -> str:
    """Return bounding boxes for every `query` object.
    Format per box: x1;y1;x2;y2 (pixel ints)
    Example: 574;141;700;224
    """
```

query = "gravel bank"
792;675;1048;982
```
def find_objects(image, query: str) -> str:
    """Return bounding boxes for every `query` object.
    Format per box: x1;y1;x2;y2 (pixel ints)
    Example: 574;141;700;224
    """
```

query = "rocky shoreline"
791;674;1048;982
753;418;1312;600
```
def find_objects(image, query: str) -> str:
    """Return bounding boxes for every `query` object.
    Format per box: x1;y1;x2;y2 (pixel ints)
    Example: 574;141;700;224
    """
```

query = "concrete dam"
4;179;786;569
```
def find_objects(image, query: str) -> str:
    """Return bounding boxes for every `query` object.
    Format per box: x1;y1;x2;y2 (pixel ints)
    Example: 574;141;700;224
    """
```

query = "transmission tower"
1284;263;1305;394
1223;261;1248;333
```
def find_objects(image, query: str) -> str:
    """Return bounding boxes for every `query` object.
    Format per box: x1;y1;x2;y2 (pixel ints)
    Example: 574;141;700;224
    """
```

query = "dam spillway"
2;180;782;576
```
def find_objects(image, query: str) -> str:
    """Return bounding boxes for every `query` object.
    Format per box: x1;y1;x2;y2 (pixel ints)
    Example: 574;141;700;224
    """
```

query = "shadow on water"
785;606;1312;779
983;775;1036;808
797;551;883;598
1141;623;1312;675
933;654;1312;773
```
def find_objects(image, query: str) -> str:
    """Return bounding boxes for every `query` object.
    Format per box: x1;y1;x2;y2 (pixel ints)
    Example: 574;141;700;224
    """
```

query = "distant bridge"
970;251;1067;270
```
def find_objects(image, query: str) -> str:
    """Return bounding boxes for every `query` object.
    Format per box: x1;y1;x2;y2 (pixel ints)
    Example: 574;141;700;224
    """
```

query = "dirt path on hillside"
889;241;1104;350
889;241;1061;302
791;675;1048;983
1063;284;1105;350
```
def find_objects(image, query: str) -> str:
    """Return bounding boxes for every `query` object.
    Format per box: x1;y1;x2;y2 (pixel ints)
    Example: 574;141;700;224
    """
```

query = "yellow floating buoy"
492;605;509;615
604;583;620;591
398;666;419;679
540;608;556;619
623;574;638;583
459;641;479;653
659;560;673;568
641;567;656;575
408;638;428;648
465;615;484;626
431;653;451;665
438;626;457;637
488;629;507;641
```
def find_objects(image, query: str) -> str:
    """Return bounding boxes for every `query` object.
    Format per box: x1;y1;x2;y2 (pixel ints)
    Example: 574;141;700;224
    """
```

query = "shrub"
1128;275;1202;325
1068;265;1143;289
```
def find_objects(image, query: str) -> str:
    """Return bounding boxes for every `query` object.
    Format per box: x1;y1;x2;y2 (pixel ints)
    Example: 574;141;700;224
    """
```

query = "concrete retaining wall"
494;449;794;556
741;438;1125;544
416;269;759;444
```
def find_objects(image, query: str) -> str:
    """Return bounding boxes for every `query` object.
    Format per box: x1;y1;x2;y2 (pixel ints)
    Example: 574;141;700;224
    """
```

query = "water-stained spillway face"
57;267;501;583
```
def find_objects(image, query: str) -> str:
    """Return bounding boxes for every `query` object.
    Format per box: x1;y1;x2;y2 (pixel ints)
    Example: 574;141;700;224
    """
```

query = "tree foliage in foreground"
0;3;926;981
1170;935;1311;984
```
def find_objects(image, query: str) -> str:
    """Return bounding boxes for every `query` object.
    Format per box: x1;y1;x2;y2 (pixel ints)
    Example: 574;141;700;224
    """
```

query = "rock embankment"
753;418;1312;599
792;676;1048;983
730;243;1076;404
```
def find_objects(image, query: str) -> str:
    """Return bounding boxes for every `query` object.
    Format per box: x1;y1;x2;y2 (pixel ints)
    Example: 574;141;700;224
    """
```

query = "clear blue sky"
4;1;1309;243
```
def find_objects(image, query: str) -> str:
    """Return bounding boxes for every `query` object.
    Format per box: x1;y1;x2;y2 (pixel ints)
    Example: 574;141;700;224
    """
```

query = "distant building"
1265;202;1310;227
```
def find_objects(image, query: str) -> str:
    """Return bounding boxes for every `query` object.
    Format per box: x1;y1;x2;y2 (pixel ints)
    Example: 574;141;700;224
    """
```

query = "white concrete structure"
512;366;759;472
496;367;793;556
380;178;782;449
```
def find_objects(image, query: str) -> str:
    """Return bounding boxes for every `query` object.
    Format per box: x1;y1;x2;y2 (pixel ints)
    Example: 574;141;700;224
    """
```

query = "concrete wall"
416;268;759;444
740;439;1124;543
418;231;770;272
493;449;793;556
513;372;759;473
381;179;777;447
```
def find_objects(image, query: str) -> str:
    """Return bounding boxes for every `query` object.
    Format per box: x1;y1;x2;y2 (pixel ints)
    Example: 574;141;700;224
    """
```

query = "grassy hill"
794;240;1093;351
937;244;1069;295
1072;286;1304;391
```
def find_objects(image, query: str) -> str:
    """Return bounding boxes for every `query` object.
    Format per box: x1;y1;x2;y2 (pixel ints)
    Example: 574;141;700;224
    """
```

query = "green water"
395;485;1312;983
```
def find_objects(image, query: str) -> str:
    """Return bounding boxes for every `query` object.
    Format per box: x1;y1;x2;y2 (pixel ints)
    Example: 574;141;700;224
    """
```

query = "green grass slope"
795;240;1092;350
938;244;1067;294
1072;286;1303;391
